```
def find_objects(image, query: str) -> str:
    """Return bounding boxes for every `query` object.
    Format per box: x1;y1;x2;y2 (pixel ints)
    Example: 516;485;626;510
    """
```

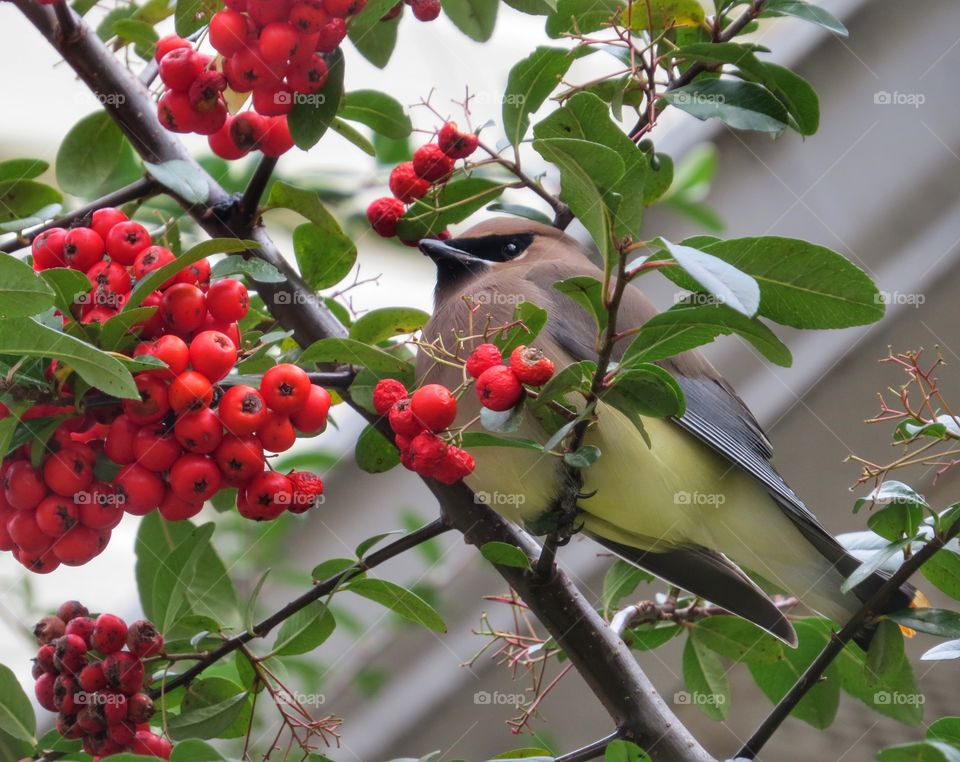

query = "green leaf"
355;531;405;559
877;742;960;762
0;180;61;225
292;223;358;289
486;202;553;225
601;559;652;615
749;618;840;728
144;160;209;205
168;685;249;740
545;0;623;38
299;337;413;376
532;138;622;265
928;717;960;746
841;539;910;594
643;152;674;206
0;252;54;318
663;236;884;329
921;639;960;661
854;480;929;514
349;307;429;344
174;0;219;36
565;445;600;467
126;238;255;311
604;740;651;762
682;636;729;720
757;62;819;136
621;303;792;367
0;158;48;181
0;664;36;744
397;178;508;240
348;0;399;68
625;622;681;651
605;363;685;418
459;432;544;451
340;90;412;139
346;578;446;632
170;739;227;762
288;48;344;149
887;608;960;638
311;557;358;581
210;257;285;283
494;301;549;354
554;276;607;331
100;307;157;351
502;0;555;13
39;267;88;317
921;548;960;600
868;502;924;542
355;423;401;473
480;541;531;569
243;570;271;633
271;601;336;656
691;615;783;664
663;80;789;134
659;239;760;317
113;18;159;59
442;0;499;41
762;0;848;36
55;112;125;196
503;47;575;147
330;117;377;156
0;318;138;399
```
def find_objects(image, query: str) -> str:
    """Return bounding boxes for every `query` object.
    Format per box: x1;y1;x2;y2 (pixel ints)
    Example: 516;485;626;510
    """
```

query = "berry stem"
237;155;279;229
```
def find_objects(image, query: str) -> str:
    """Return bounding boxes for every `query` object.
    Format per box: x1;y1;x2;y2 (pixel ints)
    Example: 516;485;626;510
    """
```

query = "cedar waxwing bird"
416;218;919;648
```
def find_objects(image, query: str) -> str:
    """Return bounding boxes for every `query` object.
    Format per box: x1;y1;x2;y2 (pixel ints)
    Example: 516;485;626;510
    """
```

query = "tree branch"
14;5;716;759
737;518;960;759
236;154;278;229
555;730;622;762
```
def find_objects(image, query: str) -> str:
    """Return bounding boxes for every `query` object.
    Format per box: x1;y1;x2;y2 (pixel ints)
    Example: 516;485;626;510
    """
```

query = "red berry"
388;398;426;437
63;227;105;271
79;661;107;692
238;471;292;520
116;464;166;515
127;692;156;723
260;116;295;157
224;49;279;93
438;121;479;158
162;283;207;333
132;731;171;760
229;110;271;151
105;415;140;465
406;431;447;476
155;34;191;62
373;379;408;416
169;454;221;502
174;408;223;454
65;615;96;645
247;0;293;23
475;365;523;411
35;495;79;537
136;334;190;379
87;259;132;295
92;614;128;655
127;620;164;658
214;435;265;484
35;672;57;711
4;461;48;510
205;279;249;322
410;384;457;432
123;374;170;425
175;257;211;286
432;445;476;484
8;511;52;553
58;600;89;623
366;196;406;238
209;10;250;56
189;330;238;382
509;344;555;386
410;0;441;21
33;615;66;644
157;90;197;133
169;370;214;413
105;221;151;266
209;117;250;160
252;84;294;116
412;144;454;182
43;444;94;497
133;245;176;284
218;385;268;436
53;673;79;712
31;228;67;270
290;2;329;33
192;99;229;135
158;491;204;521
257;411;297;452
77;482;124;530
260;363;311;413
465;343;502;378
389;161;430;203
286;470;324;514
103;651;145;695
290;385;331;434
315;17;347;51
90;207;128;241
53;525;105;566
139;290;166;338
323;0;362;17
286;54;328;94
54;634;87;674
133;425;183;471
159;48;208;92
259;22;300;64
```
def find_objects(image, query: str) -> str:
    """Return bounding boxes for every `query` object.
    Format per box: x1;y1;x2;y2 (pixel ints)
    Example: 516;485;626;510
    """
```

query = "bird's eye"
504;242;518;257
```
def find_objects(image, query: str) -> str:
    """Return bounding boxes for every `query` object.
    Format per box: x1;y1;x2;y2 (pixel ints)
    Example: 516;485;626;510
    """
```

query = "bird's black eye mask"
444;233;535;262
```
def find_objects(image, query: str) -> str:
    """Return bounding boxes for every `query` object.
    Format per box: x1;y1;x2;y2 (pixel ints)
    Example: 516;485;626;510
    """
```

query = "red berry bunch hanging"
471;343;555;411
373;380;476;483
366;122;480;239
32;601;170;759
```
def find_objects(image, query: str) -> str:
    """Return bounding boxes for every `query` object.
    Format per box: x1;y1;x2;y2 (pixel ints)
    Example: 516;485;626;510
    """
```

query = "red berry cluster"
372;380;475;483
32;601;170;759
153;33;295;159
366;122;480;239
469;343;556;411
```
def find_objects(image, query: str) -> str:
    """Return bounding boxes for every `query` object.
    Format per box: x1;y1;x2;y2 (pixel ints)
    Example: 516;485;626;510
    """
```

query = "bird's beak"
418;239;485;267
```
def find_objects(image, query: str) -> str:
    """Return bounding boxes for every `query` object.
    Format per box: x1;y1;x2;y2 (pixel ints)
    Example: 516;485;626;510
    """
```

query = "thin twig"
237;155;279;231
556;730;623;762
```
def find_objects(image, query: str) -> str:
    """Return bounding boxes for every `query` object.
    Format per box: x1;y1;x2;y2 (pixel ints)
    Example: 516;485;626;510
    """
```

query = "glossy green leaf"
355;423;401;473
660;239;760;317
493;301;549;354
0;251;54;318
271;601;336;656
397;178;508;240
168;684;248;740
340;90;412;139
0;158;48;181
288;48;344;149
606;362;685;418
928;717;960;746
144;160;209;205
887;608;960;638
877;742;960;762
346;578;446;632
841;539;910;594
174;0;219;36
762;0;848;36
691;615;783;664
0;664;36;744
601;559;652;615
503;47;575;147
442;0;498;41
480;541;531;569
663;80;789;134
39;267;88;317
349;307;429;345
604;740;651;762
299;337;412;375
682;636;729;720
554;276;607;331
921;549;960;601
55;112;125;196
348;0;399;68
210;257;285;283
545;0;623;38
292;223;357;290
